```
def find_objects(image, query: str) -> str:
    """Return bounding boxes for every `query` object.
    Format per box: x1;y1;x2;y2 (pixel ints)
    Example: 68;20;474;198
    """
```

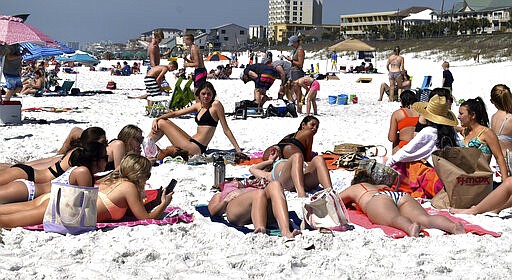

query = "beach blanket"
347;208;501;239
235;152;343;171
24;206;193;232
22;107;81;112
195;204;301;236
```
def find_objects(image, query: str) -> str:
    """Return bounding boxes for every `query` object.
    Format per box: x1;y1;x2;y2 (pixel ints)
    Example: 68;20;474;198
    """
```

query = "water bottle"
213;155;226;187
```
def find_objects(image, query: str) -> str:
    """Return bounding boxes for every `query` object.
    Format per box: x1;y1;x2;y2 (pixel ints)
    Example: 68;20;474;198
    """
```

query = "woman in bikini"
458;97;508;179
208;180;300;239
388;90;419;154
386;46;404;102
339;169;465;237
0;154;173;228
148;81;242;156
490;84;512;162
0;127;107;187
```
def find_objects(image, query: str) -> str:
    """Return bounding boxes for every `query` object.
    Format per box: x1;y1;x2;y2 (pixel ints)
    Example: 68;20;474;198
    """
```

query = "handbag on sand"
358;159;400;188
43;183;99;235
302;189;353;232
430;147;493;209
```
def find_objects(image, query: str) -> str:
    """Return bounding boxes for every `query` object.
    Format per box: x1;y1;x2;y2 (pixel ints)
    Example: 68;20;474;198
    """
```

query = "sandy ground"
0;51;511;279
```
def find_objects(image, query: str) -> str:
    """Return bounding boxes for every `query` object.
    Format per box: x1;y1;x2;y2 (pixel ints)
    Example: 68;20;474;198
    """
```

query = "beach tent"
327;38;377;70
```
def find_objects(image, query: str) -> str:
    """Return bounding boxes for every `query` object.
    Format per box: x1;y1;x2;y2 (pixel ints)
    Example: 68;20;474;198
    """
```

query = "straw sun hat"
412;95;459;126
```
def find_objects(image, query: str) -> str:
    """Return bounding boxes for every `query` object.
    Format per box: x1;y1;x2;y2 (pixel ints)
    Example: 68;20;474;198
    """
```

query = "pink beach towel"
347;208;501;239
24;206;194;232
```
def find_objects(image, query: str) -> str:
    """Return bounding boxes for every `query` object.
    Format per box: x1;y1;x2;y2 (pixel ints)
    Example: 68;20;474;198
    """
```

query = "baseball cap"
288;35;299;46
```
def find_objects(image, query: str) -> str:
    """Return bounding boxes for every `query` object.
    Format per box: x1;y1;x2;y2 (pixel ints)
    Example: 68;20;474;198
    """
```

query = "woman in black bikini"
149;82;242;156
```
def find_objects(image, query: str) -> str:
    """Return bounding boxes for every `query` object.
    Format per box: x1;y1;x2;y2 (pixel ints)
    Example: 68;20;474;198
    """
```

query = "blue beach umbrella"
56;51;99;65
21;41;75;61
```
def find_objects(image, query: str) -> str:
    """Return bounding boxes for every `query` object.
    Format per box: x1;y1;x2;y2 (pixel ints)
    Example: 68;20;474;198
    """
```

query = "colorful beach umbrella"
0;15;57;46
205;53;231;61
21;41;75;61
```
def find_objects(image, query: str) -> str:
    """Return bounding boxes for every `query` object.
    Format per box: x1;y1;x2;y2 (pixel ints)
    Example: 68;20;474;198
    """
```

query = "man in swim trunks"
240;62;279;106
2;44;29;102
129;61;178;105
182;33;206;97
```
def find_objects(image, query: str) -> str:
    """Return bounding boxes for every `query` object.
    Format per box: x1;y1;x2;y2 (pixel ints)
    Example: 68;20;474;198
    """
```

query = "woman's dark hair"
400;90;418;107
461;97;489;127
351;169;375;185
429;88;453;103
393;46;400;55
69;141;107;172
434;124;458;149
70;127;106;148
298;115;319;131
195;81;217;101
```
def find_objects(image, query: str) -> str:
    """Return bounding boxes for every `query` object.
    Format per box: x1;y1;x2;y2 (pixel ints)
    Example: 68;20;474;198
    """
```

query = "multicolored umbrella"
205;53;231;61
0;15;57;46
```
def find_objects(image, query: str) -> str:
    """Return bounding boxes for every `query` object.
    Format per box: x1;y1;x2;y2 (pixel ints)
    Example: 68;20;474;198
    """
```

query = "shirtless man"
386;46;405;102
129;61;178;105
182;33;206;96
148;30;171;70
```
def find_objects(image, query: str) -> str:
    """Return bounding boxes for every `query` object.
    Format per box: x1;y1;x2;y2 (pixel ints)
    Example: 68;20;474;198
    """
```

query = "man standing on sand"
148;30;171;71
182;33;206;95
1;44;29;103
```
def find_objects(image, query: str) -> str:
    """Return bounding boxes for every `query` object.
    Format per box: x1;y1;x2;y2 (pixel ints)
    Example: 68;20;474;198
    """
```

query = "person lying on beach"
249;145;331;197
0;128;108;187
0;154;173;228
387;90;419;154
147;81;242;156
207;180;300;239
338;169;466;237
0;141;110;204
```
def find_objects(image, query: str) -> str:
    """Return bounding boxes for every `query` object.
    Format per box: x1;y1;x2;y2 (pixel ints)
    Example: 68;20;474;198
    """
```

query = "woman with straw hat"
386;93;459;199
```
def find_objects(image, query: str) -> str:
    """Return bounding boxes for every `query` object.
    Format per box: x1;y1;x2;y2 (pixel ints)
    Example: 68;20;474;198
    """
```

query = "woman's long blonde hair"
117;124;143;153
490;84;512;113
105;154;151;199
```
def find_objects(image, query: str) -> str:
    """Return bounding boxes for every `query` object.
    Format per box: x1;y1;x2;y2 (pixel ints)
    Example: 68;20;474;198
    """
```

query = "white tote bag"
302;189;352;232
43;183;99;235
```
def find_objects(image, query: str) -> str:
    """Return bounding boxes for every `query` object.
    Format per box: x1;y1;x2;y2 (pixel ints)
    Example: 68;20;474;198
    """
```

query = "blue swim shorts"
4;74;23;90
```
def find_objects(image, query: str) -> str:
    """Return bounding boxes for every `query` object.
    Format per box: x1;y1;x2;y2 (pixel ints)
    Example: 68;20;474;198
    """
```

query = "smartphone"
165;179;177;195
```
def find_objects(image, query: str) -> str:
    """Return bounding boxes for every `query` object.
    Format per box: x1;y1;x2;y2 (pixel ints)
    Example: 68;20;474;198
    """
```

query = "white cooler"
0;100;22;125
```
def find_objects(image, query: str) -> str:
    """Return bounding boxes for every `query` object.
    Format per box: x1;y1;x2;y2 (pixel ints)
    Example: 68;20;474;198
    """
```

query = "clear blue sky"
1;0;457;43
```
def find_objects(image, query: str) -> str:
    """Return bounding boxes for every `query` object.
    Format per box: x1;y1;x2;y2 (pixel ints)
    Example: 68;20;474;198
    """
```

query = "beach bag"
430;147;493;209
302;189;352;232
106;81;116;90
43;184;99;235
330;144;387;169
358;159;400;188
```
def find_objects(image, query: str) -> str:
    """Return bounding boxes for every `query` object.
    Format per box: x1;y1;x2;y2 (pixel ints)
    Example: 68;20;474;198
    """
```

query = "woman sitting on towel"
0;127;107;188
0;154;173;228
19;70;44;96
458;97;508;179
386;93;458;199
147;81;242;156
338;169;465;237
249;144;331;197
208;180;300;239
387;90;419;154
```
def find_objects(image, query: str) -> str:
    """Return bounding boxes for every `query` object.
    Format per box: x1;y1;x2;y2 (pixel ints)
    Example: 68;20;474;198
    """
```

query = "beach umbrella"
0;15;57;46
56;51;99;65
21;41;75;61
205;53;231;61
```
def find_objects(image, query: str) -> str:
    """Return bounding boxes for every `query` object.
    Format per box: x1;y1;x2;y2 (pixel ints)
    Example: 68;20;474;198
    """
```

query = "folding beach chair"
415;75;432;102
57;80;75;95
420;75;432;89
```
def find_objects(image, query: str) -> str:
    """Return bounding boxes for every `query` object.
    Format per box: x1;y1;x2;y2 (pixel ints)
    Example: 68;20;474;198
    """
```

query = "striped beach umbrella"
21;41;75;61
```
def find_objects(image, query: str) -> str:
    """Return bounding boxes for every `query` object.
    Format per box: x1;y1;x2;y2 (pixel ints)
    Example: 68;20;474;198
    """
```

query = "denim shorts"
4;74;23;90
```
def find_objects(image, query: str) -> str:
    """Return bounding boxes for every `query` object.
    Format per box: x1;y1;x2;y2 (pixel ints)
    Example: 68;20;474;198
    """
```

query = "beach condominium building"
268;0;323;40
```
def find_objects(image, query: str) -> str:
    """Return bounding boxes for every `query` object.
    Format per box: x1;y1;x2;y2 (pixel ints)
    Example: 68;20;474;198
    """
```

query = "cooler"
0;100;22;125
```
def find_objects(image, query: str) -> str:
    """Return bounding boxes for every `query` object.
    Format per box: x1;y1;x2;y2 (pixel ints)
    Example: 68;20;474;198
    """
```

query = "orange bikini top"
397;108;419;131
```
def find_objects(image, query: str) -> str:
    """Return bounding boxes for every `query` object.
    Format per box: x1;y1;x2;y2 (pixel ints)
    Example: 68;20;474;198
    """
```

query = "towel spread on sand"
195;204;302;236
347;208;501;239
24;206;193;231
235;152;343;171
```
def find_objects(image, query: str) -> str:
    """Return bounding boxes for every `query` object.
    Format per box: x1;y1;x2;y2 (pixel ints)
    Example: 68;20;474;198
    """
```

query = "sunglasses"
135;136;144;144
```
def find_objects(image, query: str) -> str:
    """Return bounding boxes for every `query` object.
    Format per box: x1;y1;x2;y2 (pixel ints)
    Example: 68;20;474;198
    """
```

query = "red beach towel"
347;208;501;239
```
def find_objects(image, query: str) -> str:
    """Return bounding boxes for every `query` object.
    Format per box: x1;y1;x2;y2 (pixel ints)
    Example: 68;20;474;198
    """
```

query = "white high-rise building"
268;0;323;39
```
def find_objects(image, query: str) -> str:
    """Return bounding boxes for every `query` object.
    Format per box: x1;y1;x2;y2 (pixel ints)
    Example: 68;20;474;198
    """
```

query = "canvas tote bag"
302;189;352;232
431;147;493;209
43;183;99;235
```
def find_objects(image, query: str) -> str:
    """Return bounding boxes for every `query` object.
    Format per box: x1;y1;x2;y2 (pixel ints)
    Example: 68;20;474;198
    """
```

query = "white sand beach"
1;51;512;279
